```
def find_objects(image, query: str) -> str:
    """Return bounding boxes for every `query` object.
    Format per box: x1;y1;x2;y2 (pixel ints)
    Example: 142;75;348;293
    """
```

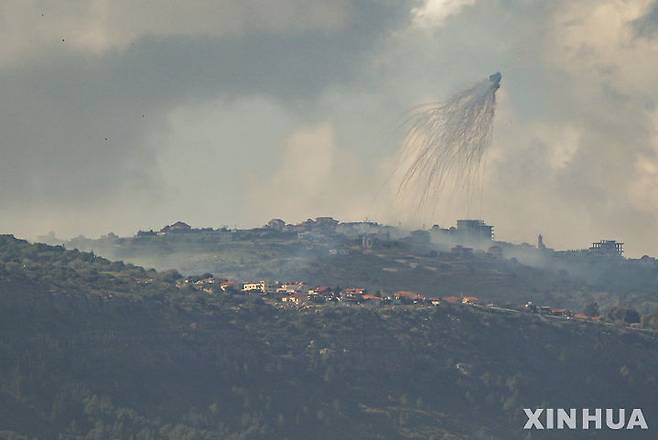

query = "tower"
538;234;545;250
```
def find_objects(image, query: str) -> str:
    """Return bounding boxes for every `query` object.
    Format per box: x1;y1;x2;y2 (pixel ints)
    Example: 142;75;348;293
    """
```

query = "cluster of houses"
521;301;600;321
174;274;606;327
175;275;484;307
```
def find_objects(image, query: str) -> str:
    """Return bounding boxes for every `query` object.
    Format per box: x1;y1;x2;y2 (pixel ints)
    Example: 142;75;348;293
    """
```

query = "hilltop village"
174;271;620;327
61;215;632;264
48;216;658;330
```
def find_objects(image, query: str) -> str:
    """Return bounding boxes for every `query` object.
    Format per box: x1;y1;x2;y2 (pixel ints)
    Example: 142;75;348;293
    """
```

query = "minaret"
538;234;546;250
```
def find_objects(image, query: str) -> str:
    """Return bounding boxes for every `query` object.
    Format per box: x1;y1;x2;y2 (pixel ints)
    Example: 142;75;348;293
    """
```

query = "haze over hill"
4;1;658;439
1;235;658;439
52;218;658;319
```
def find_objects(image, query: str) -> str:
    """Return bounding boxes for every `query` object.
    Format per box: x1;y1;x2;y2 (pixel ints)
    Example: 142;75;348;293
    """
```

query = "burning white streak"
392;74;499;226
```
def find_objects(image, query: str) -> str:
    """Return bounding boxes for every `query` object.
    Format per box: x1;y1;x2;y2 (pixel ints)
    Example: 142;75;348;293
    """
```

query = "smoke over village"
3;1;658;439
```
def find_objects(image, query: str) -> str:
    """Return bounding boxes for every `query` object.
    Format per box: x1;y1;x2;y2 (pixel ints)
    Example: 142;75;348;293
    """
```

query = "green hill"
1;235;657;439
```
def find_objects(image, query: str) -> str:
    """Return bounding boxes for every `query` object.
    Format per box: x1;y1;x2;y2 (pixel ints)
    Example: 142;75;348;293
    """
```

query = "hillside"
62;226;658;315
1;235;658;439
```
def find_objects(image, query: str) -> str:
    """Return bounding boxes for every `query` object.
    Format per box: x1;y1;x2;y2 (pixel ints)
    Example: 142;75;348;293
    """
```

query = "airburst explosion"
392;72;501;226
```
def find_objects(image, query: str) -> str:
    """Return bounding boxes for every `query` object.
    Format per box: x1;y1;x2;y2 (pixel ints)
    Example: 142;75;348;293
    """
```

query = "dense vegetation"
1;235;658;439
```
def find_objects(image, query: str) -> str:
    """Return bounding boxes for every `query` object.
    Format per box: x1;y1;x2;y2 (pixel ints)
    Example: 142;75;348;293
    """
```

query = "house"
462;296;480;305
573;313;600;321
343;287;366;296
136;229;157;238
175;279;191;289
314;217;339;229
361;294;383;303
194;277;217;294
589;240;623;257
308;286;331;296
193;276;215;285
265;218;286;231
219;280;238;293
393;290;425;304
455;219;494;241
159;221;192;235
524;302;538;313
281;294;303;305
340;288;366;303
242;281;271;294
548;308;573;318
177;275;225;294
277;281;305;294
308;286;339;300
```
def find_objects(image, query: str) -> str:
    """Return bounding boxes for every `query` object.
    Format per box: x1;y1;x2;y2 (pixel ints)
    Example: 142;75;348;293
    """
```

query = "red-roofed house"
308;286;331;296
343;288;366;295
393;290;425;304
361;294;383;302
276;281;306;294
549;308;573;318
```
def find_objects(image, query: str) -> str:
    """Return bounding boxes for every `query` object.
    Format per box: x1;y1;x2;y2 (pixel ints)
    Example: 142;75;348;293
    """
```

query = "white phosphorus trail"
392;72;501;226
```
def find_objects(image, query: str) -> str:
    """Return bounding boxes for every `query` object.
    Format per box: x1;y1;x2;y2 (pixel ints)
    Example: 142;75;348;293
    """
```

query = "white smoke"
412;0;477;28
391;73;500;227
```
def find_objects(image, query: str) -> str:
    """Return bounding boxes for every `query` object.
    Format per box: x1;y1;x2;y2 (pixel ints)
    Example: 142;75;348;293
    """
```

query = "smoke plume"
392;72;501;226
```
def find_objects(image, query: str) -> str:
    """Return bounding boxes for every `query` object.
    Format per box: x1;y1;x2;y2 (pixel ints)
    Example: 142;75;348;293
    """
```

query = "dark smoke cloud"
0;0;412;236
3;0;658;258
632;1;658;38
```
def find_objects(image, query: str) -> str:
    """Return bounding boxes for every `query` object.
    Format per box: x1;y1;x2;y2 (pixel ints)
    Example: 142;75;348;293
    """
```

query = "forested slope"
1;236;657;439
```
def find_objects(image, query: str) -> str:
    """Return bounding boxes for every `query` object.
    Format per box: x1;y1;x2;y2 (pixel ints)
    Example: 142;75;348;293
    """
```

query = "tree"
606;306;640;324
583;301;600;317
641;312;658;330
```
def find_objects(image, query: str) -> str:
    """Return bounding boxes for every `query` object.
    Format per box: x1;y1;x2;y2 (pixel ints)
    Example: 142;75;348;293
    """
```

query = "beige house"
242;281;271;293
281;295;303;304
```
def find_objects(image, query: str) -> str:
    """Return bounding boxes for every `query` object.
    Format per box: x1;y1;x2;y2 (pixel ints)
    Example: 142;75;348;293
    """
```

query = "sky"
2;0;658;256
